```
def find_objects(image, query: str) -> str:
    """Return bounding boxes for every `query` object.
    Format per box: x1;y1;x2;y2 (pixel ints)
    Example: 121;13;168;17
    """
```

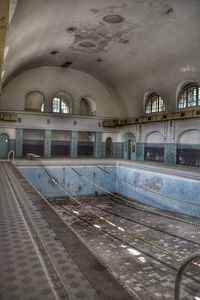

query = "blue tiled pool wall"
18;166;116;199
18;165;200;217
116;166;200;218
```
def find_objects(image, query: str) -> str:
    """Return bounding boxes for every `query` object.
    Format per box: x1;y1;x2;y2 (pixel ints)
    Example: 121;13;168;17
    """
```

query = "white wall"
52;131;70;141
1;66;119;117
23;129;44;140
118;118;200;144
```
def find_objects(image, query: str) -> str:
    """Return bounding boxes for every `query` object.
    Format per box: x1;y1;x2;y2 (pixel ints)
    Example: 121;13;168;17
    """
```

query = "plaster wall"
118;118;200;144
1;66;119;117
52;131;70;141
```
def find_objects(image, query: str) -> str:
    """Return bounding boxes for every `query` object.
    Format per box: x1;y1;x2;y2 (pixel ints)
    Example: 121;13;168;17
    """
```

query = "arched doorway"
123;132;136;160
0;133;9;159
105;137;112;158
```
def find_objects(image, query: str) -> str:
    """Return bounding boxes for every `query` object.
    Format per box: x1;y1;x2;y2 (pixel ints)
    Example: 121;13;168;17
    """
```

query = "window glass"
198;87;200;105
61;101;69;114
145;94;165;114
178;85;200;109
52;97;70;114
41;103;44;112
52;97;60;113
145;102;151;114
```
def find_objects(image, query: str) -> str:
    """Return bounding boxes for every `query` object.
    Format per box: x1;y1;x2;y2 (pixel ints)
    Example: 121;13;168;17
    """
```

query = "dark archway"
105;137;112;158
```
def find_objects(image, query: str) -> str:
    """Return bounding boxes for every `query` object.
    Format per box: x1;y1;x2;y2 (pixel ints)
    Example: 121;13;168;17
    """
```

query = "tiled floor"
0;163;61;300
52;195;200;300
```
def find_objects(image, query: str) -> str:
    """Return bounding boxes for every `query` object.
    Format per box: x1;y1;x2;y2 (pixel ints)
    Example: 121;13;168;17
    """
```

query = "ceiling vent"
103;14;124;24
78;41;96;48
61;61;72;67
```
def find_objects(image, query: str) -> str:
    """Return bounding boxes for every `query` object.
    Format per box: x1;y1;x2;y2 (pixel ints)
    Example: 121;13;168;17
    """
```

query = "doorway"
105;137;112;158
0;133;9;159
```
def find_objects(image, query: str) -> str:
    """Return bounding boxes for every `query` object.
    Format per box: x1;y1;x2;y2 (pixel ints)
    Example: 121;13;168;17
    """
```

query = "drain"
103;14;125;24
78;41;96;48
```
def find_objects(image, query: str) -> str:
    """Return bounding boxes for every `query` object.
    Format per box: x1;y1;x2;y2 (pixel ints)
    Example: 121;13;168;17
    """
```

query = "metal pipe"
8;150;15;161
174;252;200;300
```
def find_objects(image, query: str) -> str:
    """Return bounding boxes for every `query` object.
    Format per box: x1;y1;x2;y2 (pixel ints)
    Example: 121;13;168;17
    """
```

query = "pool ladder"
8;150;15;161
174;252;200;300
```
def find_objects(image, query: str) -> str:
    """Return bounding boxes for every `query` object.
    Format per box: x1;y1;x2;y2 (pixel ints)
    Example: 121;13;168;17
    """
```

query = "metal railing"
174;252;200;300
8;150;15;161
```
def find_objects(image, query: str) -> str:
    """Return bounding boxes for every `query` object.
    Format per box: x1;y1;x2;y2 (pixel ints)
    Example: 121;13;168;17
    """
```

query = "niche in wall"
176;129;200;166
23;129;44;156
144;131;164;163
80;96;96;116
51;130;70;157
77;131;94;157
25;90;45;112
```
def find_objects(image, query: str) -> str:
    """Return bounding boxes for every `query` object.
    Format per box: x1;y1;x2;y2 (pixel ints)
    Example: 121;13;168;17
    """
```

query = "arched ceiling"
2;0;200;116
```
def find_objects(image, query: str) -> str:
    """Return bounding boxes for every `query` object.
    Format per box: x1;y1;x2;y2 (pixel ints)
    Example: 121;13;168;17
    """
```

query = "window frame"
177;84;200;110
145;93;166;114
52;97;70;114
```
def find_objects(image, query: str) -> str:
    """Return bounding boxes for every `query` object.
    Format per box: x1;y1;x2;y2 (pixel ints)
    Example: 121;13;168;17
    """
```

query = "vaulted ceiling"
2;0;200;116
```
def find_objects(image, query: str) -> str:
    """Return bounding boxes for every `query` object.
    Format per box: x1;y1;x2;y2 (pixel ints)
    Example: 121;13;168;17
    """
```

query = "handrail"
174;252;200;300
8;150;15;161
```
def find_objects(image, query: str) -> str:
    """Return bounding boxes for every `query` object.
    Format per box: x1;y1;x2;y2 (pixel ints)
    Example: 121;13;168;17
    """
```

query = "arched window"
41;103;44;112
145;94;165;114
52;97;69;114
178;84;200;109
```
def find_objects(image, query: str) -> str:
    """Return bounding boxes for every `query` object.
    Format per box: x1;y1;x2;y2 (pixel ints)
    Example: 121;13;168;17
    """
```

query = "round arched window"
178;84;200;109
145;94;165;114
52;97;70;114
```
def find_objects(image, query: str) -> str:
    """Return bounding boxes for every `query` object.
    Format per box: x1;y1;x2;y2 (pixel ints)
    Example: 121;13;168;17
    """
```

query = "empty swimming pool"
14;159;200;300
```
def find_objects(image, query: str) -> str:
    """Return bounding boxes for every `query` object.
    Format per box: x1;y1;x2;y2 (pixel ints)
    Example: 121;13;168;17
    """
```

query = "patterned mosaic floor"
52;196;200;300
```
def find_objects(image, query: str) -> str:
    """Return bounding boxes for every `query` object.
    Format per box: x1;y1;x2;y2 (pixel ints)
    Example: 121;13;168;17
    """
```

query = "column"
44;130;52;158
101;142;106;158
70;130;78;158
136;143;144;161
94;132;102;158
16;128;23;158
112;142;124;159
164;143;177;165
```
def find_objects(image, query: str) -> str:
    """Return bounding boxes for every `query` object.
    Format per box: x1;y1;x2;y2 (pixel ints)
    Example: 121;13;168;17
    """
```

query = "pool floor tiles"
51;195;200;300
